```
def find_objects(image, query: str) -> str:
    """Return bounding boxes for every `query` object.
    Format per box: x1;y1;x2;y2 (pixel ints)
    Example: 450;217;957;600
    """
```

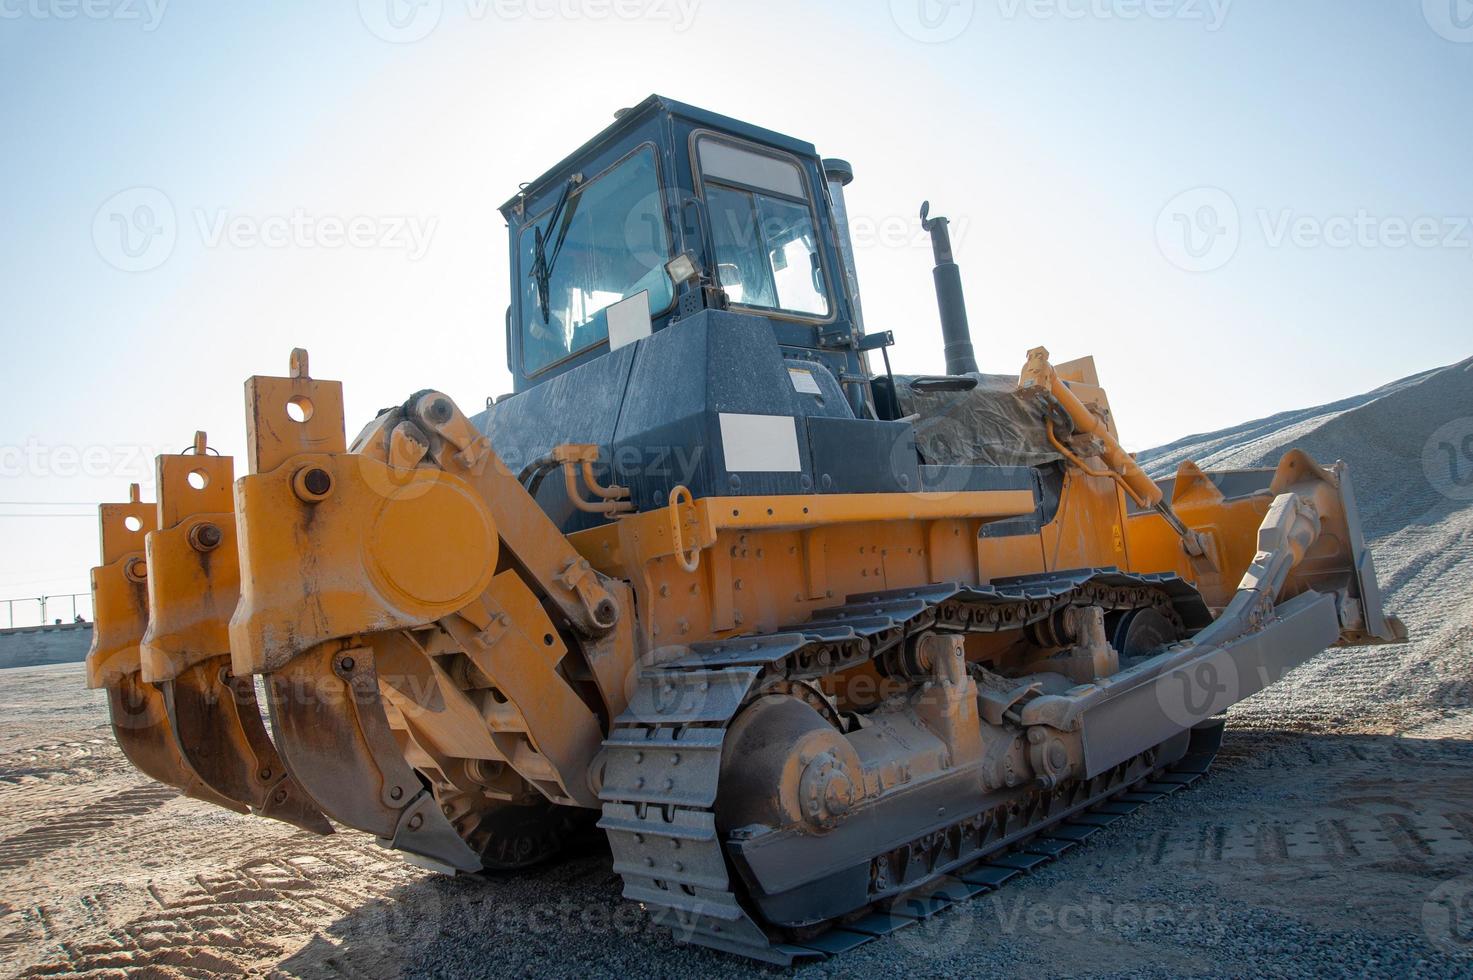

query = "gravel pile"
1142;356;1473;737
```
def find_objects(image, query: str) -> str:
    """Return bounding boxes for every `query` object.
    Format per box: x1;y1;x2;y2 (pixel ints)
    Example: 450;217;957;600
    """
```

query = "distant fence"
4;593;92;629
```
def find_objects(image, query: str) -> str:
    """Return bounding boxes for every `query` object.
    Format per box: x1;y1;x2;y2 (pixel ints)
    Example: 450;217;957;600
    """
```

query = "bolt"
273;788;288;805
303;468;332;496
190;522;223;551
408;814;423;831
339;656;356;672
389;785;404;801
258;768;273;781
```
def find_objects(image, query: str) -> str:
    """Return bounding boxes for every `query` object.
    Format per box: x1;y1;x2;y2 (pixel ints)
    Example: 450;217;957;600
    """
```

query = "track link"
598;570;1221;964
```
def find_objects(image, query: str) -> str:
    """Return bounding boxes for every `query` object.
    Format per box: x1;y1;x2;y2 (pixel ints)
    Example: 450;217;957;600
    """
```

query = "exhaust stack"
921;201;978;376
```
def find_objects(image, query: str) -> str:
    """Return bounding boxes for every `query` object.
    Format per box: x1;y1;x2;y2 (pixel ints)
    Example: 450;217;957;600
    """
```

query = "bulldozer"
85;95;1406;964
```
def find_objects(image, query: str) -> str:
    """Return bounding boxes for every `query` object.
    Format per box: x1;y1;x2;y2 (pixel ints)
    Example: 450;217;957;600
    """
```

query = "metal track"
597;571;1221;965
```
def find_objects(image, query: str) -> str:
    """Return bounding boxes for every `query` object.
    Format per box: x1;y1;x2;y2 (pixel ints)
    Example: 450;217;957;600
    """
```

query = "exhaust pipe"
921;201;978;376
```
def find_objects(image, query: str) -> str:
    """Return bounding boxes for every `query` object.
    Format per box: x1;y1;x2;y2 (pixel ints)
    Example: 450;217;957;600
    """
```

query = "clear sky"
1;0;1470;619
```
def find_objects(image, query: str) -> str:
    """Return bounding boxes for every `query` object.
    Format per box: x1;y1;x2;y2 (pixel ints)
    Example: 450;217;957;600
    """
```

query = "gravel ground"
1;357;1470;978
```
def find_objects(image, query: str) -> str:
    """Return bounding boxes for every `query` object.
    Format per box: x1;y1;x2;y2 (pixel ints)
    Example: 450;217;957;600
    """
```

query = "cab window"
697;137;830;318
519;146;672;375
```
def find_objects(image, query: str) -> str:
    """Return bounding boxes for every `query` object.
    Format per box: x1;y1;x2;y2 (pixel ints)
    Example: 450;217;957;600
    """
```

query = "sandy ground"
2;357;1471;978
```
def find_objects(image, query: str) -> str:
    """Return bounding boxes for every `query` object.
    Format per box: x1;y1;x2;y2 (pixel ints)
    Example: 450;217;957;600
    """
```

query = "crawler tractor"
86;96;1406;963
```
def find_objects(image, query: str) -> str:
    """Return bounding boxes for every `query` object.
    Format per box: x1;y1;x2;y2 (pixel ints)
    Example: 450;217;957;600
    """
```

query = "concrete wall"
0;622;93;670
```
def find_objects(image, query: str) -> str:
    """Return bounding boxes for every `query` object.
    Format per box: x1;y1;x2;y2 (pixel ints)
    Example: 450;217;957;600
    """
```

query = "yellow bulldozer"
85;96;1405;964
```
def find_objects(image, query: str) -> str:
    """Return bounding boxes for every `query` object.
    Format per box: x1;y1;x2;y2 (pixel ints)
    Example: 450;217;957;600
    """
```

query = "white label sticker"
718;414;802;473
788;366;822;396
607;290;652;351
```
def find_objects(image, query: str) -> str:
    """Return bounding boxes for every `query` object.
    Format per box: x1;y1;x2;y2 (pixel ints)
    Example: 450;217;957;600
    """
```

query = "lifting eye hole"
286;396;314;423
124;516;142;532
187;469;209;491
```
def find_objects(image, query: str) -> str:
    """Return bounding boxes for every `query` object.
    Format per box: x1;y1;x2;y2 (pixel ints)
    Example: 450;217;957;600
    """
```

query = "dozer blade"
86;485;245;812
139;433;331;835
265;640;481;872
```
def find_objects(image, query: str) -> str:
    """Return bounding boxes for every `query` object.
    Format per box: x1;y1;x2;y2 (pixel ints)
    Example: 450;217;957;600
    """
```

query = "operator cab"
501;95;867;403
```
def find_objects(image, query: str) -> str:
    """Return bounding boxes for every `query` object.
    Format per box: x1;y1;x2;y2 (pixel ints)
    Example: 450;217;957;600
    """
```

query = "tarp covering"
894;374;1062;468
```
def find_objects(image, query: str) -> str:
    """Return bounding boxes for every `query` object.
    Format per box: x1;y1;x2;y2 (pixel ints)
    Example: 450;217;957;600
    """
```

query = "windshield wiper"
529;175;582;326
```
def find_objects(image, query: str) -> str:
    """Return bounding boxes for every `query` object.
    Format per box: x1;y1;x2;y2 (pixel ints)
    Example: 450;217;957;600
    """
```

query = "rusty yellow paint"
230;452;500;676
85;488;157;690
139;437;239;683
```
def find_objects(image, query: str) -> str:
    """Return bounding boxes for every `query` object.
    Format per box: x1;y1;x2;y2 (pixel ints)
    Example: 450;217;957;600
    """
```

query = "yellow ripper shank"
85;484;243;812
136;432;330;834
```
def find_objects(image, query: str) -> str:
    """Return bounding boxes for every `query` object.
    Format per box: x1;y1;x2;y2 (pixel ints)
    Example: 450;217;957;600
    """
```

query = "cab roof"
498;94;820;217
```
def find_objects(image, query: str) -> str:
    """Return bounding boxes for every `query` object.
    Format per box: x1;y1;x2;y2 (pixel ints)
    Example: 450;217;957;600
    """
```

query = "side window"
697;138;830;318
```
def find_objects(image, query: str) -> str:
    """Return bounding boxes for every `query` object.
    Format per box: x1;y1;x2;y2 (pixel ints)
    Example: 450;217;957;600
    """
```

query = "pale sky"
2;0;1470;620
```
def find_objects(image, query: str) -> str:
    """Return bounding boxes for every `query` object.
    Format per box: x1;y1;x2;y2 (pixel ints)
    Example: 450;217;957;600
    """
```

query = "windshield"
519;146;673;375
698;139;830;318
